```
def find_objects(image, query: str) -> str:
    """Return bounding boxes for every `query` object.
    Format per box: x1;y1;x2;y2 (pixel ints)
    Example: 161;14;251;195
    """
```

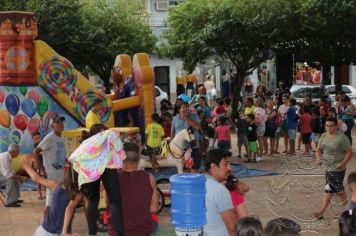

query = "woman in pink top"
225;175;249;220
213;116;231;150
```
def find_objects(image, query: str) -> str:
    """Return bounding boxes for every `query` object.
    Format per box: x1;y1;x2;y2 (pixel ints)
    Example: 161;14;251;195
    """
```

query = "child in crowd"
145;113;165;172
161;112;172;138
213;116;231;150
311;107;325;148
31;131;45;200
198;110;215;156
264;217;301;236
236;112;249;158
215;98;226;117
286;98;298;154
339;209;356;236
224;97;233;127
346;172;356;210
236;216;263;236
246;114;257;163
225;175;249;220
328;107;337;118
22;160;82;236
298;107;313;152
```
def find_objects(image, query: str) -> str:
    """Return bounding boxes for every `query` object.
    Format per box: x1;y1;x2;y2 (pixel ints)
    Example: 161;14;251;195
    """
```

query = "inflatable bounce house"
0;12;154;160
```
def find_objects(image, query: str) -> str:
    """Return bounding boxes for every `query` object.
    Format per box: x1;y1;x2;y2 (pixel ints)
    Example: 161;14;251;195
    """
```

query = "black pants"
344;119;354;145
82;168;124;235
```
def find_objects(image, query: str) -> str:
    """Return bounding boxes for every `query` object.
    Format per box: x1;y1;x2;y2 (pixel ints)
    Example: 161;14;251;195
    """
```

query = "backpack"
274;113;282;127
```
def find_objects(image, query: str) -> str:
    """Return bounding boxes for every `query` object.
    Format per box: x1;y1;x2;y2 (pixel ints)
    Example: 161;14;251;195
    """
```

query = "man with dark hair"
33;114;66;215
107;143;159;236
171;102;201;172
264;217;301;236
0;144;28;207
196;96;211;119
204;149;237;236
346;172;356;210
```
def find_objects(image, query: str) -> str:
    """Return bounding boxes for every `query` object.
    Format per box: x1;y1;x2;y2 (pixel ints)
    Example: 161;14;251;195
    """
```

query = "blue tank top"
42;185;71;234
343;106;353;120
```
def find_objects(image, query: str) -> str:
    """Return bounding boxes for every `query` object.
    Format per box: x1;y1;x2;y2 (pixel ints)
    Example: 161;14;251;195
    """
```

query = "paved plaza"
2;131;356;236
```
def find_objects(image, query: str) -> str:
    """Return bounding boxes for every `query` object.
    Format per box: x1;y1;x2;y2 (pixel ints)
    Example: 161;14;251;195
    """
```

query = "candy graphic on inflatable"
27;89;40;103
38;57;77;95
74;89;111;124
28;117;40;134
21;98;37;118
5;93;20;116
0;109;10;128
14;114;29;133
11;130;21;144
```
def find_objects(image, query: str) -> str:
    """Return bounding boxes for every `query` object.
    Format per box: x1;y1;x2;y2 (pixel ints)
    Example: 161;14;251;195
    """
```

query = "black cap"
50;114;65;126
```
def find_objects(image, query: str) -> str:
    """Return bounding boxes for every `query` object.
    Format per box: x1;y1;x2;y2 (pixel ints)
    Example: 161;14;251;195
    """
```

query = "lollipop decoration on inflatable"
38;57;77;95
74;89;111;124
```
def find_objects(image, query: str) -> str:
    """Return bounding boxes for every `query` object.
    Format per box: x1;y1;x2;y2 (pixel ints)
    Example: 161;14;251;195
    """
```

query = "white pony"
138;128;195;173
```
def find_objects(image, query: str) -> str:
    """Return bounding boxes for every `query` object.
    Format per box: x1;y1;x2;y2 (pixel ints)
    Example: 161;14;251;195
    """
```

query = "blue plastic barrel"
170;173;206;228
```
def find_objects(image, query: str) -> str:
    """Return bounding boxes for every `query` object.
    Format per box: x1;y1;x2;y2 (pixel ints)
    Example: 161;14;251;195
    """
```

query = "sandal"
244;159;251;163
251;159;257;163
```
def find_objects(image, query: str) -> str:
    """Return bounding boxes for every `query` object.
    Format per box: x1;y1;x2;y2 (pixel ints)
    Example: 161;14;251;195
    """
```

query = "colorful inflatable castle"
0;12;155;162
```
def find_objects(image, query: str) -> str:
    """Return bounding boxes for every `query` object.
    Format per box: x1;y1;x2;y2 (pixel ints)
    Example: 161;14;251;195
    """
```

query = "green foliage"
0;0;156;88
164;0;296;98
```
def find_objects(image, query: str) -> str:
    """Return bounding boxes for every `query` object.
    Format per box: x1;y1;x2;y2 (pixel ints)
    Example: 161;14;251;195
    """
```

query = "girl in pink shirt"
213;116;231;150
225;175;249;220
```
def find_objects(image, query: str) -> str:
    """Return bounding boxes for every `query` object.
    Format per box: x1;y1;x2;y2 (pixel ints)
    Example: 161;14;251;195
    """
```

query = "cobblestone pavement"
2;131;356;236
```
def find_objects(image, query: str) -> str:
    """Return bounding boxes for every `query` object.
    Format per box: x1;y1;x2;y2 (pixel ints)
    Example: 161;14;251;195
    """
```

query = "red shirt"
299;113;313;134
215;105;226;115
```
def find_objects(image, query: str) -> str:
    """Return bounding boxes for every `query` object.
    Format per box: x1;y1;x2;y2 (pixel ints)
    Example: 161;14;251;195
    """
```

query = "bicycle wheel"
157;178;171;207
157;187;165;214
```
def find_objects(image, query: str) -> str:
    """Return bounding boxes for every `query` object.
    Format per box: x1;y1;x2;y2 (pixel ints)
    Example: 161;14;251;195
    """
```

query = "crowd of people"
0;77;356;235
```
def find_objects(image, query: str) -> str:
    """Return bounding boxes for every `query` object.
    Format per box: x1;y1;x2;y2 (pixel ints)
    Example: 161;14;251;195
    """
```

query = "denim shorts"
288;129;297;140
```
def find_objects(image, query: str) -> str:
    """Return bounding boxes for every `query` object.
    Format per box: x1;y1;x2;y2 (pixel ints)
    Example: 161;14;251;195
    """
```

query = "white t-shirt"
204;175;233;236
0;152;13;179
38;132;66;182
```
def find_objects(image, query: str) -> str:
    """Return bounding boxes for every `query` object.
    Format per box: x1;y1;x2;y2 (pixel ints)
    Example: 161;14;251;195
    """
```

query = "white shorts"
34;225;60;236
207;89;217;98
45;188;53;207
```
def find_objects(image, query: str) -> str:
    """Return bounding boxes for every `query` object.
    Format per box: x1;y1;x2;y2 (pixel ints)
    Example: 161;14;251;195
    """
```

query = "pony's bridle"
168;129;194;159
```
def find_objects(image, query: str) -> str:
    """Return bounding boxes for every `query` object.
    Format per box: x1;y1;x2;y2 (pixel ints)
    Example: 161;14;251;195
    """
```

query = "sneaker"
256;157;264;162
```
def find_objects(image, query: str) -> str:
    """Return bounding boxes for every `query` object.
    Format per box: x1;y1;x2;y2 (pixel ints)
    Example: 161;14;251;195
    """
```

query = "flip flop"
5;202;21;207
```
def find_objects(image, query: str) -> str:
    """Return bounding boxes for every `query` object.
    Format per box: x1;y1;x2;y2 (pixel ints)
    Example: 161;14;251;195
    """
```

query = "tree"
1;0;156;92
164;0;297;102
294;0;356;91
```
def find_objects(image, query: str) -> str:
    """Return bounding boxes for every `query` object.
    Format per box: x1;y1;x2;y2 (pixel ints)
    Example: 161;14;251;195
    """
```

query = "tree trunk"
334;65;342;94
231;70;245;115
